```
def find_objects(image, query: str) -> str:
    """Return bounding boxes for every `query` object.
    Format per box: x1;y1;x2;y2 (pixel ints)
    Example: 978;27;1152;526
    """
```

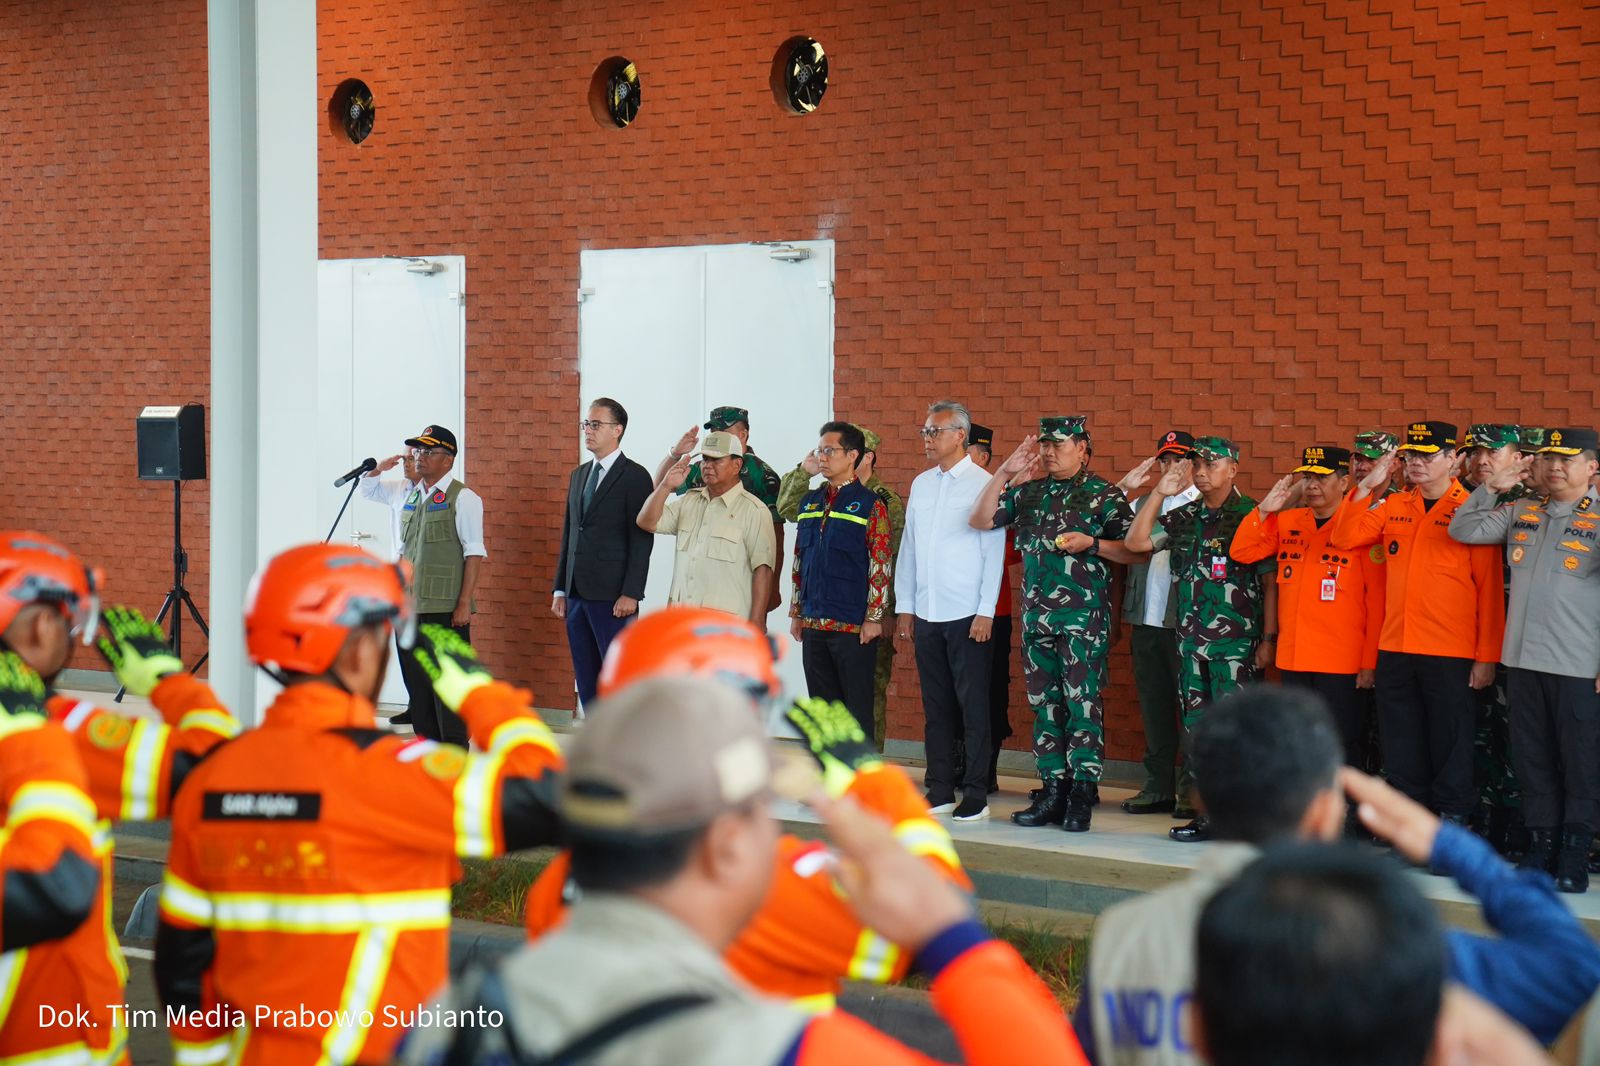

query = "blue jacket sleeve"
1435;822;1600;1043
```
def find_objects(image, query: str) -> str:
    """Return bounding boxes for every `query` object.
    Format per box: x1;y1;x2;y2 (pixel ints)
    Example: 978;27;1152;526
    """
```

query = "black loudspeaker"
137;403;208;481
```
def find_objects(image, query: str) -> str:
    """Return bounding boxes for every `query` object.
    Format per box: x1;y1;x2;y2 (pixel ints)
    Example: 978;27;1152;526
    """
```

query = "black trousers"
989;613;1015;752
1506;668;1600;831
1375;651;1475;818
915;616;994;801
802;628;880;743
1131;625;1182;798
397;612;470;746
1279;670;1363;768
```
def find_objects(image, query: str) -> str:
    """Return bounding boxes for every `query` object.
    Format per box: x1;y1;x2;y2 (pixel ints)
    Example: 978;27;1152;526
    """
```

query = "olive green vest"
401;480;466;614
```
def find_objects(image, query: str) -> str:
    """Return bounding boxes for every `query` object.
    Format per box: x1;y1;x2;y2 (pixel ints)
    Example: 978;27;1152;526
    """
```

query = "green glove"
785;697;882;796
0;651;49;722
95;605;184;698
409;623;493;714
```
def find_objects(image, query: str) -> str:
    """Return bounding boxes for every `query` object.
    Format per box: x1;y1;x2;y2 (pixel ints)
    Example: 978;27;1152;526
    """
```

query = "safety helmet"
244;543;414;676
0;530;103;646
596;606;782;704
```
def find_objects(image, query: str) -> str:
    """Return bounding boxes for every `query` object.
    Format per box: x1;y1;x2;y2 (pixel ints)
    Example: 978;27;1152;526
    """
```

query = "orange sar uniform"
156;680;562;1066
525;762;970;1010
0;709;116;1066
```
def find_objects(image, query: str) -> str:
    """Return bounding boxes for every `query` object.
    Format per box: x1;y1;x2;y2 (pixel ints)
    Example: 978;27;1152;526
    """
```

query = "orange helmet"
597;606;782;703
245;543;413;676
0;530;103;645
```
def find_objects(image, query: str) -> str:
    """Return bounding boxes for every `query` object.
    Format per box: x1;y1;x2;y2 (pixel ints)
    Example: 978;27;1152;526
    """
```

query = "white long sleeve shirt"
894;456;1004;622
360;471;487;560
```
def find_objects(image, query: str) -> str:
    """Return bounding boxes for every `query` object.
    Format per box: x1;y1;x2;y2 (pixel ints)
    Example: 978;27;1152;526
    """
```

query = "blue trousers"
565;596;634;708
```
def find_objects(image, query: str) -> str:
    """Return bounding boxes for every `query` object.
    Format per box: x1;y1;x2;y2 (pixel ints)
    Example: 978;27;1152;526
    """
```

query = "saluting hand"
998;435;1040;477
1485;455;1532;495
802;452;823;476
662;454;692;490
1258;474;1302;515
375;454;403;474
1358;453;1396;496
1117;456;1158;495
1153;458;1191;497
669;425;699;460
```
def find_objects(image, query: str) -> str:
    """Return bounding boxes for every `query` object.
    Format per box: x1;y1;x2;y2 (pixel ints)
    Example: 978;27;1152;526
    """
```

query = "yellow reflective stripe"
96;834;128;986
0;1043;91;1065
485;716;558;758
177;709;239;739
171;1034;232;1066
160;870;215;927
317;926;398;1065
0;948;25;1032
454;751;504;858
794;510;870;527
893;818;961;869
0;711;44;740
846;928;899;983
8;781;97;837
92;1021;127;1066
119;720;165;821
207;889;448;933
790;993;836;1014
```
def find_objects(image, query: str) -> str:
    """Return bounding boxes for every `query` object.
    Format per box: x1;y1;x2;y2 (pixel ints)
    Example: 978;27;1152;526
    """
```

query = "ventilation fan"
607;62;642;128
782;39;828;113
341;81;375;144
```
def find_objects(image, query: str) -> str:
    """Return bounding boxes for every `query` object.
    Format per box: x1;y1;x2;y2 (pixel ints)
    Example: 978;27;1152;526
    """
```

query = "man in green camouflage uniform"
1458;422;1530;855
659;406;784;612
968;416;1138;833
1349;429;1400;778
779;426;904;748
1127;436;1272;842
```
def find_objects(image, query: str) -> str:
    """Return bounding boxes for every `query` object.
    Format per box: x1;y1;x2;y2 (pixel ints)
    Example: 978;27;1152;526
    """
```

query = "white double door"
317;256;465;709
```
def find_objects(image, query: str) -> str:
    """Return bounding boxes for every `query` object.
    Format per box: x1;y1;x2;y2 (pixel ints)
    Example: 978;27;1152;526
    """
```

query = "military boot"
1062;781;1095;833
1518;827;1557;875
1012;779;1068;827
1556;826;1593;894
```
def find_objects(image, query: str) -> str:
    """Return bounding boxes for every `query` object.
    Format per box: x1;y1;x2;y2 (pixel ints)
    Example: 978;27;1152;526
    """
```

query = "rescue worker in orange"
1231;446;1383;774
154;543;565;1066
524;606;971;1011
1330;421;1506;824
0;532;112;1066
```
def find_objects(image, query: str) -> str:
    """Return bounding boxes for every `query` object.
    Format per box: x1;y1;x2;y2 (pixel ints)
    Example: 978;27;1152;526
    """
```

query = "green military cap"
1037;415;1088;442
1190;435;1239;462
703;406;750;431
1460;423;1520;451
1353;430;1399;459
1520;426;1548;454
855;426;881;452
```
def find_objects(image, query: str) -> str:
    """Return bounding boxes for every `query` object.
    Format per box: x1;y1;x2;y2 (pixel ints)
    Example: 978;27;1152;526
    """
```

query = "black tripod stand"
115;480;209;702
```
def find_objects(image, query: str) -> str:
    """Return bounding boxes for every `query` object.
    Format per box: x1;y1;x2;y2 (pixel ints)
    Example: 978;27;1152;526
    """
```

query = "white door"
578;241;834;728
318;256;466;709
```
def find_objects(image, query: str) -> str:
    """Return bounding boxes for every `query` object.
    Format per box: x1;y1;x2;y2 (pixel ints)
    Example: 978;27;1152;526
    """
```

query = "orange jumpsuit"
0;711;118;1065
1329;482;1505;661
526;763;971;1010
156;680;563;1066
1231;507;1383;674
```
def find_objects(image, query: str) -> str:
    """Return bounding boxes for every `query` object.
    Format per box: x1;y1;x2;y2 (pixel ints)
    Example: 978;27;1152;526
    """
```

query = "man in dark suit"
552;397;654;713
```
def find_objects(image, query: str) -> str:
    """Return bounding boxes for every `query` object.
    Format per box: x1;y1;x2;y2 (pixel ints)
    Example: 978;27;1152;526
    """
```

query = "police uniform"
991;416;1133;829
1451;427;1600;891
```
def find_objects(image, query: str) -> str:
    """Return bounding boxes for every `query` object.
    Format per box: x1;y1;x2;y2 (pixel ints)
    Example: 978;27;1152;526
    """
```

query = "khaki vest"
401;480;466;614
1088;843;1258;1066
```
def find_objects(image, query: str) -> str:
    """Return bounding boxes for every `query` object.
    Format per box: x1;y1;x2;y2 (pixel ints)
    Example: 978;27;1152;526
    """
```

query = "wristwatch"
1088;537;1100;557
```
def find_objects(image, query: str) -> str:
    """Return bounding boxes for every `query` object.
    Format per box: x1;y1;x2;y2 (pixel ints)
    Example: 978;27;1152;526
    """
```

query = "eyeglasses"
917;426;964;440
409;448;449;459
813;446;847;458
1400;451;1445;463
579;420;620;430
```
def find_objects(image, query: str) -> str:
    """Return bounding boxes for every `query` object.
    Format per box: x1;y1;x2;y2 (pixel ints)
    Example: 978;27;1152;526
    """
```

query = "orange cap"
0;530;103;645
596;606;781;703
245;543;413;675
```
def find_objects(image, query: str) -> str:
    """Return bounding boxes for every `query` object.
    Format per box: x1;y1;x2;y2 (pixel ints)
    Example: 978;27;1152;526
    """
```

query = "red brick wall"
8;1;1598;763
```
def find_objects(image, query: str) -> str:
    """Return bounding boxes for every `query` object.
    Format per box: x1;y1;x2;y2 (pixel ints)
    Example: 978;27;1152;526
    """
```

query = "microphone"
333;458;377;488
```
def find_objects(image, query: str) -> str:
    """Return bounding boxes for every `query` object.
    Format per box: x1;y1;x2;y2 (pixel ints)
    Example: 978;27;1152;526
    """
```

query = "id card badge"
1320;577;1337;602
1210;555;1228;580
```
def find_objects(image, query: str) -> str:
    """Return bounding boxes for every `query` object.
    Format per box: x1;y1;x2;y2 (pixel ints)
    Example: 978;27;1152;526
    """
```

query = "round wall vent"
772;38;828;114
589;57;642;129
329;79;375;145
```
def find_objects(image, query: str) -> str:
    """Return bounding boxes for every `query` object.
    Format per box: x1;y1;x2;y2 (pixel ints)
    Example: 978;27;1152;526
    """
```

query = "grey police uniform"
1080;843;1257;1066
1450;485;1600;829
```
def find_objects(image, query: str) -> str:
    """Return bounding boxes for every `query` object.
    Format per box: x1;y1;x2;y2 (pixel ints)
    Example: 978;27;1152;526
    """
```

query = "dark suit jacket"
554;453;654;602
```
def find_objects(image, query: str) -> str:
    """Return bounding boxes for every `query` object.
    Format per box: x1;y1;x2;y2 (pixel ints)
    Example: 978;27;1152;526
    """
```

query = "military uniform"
991;417;1133;791
1351;430;1400;775
1147;438;1270;813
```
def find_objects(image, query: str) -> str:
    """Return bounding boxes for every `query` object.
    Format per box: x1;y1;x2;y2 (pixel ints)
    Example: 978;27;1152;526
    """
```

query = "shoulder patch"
87;714;134;750
421;746;468;780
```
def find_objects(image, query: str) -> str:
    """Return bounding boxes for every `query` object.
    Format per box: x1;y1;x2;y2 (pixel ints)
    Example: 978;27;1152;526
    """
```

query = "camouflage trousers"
872;631;896;753
1474;664;1521;810
1177;653;1256;798
1021;628;1109;781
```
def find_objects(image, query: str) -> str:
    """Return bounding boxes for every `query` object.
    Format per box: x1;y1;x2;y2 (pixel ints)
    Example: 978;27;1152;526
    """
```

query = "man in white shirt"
1116;430;1200;814
895;401;1005;820
359;449;423;725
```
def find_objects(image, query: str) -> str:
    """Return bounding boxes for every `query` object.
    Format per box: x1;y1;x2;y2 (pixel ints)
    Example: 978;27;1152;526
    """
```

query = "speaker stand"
115;481;210;702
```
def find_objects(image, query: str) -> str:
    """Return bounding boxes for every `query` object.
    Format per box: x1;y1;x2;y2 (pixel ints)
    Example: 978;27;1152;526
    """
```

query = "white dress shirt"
359;474;420;559
364;470;488;559
894;456;1005;622
1133;485;1199;626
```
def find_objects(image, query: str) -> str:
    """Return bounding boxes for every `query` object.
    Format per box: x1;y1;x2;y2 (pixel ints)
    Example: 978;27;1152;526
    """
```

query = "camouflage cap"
1520;426;1549;454
1352;430;1400;459
1038;415;1088;442
1460;423;1520;452
703;406;750;431
855;426;881;452
1190;435;1239;462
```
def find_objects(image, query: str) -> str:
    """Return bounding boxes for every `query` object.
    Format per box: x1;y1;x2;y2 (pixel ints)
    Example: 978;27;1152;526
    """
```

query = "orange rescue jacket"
525;763;970;1010
156;680;563;1066
1231;507;1383;674
1329;482;1505;662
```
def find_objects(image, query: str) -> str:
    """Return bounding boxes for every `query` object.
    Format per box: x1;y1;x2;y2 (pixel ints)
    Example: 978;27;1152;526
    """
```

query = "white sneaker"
952;796;990;821
926;797;958;815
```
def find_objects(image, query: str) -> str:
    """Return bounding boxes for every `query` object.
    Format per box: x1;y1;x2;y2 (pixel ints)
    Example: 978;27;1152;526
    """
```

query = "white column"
208;0;319;722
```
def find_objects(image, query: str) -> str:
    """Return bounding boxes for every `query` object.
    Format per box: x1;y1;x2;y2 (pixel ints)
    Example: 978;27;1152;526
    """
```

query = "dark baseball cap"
704;406;750;431
967;423;994;450
1540;428;1600;456
1397;421;1457;454
1293;445;1351;475
1155;430;1195;458
404;425;458;455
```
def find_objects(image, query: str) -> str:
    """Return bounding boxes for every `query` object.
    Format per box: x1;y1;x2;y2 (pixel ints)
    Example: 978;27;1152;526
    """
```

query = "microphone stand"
325;476;362;544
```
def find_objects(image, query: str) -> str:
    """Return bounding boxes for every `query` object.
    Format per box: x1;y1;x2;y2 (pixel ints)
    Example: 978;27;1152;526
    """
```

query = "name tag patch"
203;791;322;821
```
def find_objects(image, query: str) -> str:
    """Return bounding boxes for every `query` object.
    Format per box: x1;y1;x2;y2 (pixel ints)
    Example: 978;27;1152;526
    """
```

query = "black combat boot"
1556;826;1593;894
1170;815;1212;843
1012;778;1069;827
1062;781;1095;833
1518;827;1557;874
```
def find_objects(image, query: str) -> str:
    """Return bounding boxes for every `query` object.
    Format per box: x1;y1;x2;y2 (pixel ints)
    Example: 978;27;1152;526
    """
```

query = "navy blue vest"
794;480;878;624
